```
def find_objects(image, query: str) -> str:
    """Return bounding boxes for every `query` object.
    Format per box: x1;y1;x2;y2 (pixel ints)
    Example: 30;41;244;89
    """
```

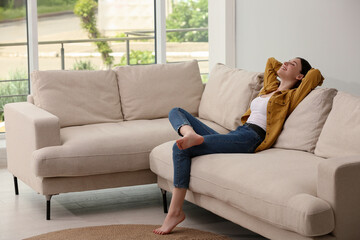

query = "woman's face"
277;58;304;81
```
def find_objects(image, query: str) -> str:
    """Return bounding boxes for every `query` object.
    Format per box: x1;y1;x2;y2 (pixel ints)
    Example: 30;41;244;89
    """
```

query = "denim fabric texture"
168;108;265;189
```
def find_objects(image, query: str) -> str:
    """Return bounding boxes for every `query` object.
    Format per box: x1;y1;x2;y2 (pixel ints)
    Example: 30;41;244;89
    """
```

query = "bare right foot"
153;210;186;235
176;133;204;150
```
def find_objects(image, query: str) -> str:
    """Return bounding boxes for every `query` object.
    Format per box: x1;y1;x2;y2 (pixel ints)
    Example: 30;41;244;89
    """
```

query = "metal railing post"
61;43;65;70
126;34;130;65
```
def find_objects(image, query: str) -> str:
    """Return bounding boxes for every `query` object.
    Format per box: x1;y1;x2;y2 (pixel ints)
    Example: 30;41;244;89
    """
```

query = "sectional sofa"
5;60;360;240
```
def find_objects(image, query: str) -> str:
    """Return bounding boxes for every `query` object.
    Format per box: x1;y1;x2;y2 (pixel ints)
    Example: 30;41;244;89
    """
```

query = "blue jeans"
169;107;265;189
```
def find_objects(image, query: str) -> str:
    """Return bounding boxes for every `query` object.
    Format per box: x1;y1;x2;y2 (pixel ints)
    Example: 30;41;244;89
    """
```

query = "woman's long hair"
293;57;312;88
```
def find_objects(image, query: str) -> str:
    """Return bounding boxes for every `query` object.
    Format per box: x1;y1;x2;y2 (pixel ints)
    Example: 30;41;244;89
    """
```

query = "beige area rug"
24;224;231;240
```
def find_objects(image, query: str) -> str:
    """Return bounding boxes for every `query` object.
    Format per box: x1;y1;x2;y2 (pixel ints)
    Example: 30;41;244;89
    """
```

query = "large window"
0;0;29;133
37;0;156;71
0;0;210;133
166;0;208;82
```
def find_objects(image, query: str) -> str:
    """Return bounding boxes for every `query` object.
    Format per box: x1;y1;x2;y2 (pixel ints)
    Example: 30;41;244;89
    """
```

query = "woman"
153;57;324;235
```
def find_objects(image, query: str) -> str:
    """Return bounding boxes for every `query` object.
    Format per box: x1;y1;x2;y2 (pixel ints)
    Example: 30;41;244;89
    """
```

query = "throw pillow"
198;63;263;130
31;70;123;128
114;60;204;120
273;88;337;153
315;91;360;158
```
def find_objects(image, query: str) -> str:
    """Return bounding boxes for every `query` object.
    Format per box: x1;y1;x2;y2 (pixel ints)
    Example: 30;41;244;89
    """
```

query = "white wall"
235;0;360;96
98;0;173;35
98;0;155;33
208;0;236;70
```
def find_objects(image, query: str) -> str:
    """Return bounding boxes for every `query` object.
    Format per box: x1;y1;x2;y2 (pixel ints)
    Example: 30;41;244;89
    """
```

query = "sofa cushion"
150;143;334;236
32;118;227;177
31;70;123;127
273;88;337;153
198;63;263;130
114;60;204;120
315;91;360;158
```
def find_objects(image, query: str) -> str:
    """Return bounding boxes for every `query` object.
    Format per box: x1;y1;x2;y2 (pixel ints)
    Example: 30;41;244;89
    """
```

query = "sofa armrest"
317;155;360;239
4;102;61;178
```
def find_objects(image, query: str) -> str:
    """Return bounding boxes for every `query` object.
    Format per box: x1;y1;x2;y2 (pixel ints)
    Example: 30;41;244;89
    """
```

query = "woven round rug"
25;224;231;240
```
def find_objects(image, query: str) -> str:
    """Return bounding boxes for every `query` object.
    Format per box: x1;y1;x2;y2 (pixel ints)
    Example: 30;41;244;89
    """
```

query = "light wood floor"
0;168;267;240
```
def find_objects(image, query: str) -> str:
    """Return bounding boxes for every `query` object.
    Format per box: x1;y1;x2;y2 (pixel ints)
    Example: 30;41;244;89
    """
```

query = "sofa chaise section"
150;143;334;237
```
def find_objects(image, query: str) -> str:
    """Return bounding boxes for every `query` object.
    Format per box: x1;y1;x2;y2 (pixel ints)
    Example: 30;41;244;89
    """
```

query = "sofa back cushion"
31;70;123;127
198;63;263;130
315;91;360;158
273;88;337;153
114;60;203;120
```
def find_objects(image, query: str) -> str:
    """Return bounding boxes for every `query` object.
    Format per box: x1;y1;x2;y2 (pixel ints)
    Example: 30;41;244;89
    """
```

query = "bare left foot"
153;210;186;235
176;132;204;150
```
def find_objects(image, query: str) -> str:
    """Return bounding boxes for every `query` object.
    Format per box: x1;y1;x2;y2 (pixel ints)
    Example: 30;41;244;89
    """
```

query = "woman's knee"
169;107;181;114
172;142;179;152
172;142;191;156
169;107;186;118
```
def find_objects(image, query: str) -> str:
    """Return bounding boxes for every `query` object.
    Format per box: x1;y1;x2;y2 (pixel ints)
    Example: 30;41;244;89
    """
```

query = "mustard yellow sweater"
241;57;324;152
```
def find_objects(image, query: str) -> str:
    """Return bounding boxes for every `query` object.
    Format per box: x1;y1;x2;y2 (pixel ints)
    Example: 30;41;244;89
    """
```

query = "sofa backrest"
114;60;203;120
273;88;338;153
198;63;264;130
315;91;360;158
31;70;123;128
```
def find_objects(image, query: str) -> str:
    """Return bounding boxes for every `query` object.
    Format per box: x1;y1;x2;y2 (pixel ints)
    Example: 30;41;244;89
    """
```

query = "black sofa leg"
13;176;19;195
161;189;168;213
46;195;52;220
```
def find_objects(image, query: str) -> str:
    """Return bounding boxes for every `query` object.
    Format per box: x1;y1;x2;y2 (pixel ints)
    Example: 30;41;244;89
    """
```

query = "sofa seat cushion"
150;143;334;237
32;118;228;178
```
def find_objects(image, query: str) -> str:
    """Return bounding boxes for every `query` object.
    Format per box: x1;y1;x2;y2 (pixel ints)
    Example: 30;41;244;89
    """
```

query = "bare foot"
176;133;204;150
153;210;186;235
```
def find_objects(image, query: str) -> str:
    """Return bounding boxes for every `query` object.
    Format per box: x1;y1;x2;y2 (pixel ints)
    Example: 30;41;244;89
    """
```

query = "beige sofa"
5;60;360;240
150;64;360;240
5;60;217;220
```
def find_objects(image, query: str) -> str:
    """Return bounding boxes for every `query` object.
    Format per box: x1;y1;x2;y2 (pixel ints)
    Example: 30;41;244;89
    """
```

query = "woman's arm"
263;57;282;88
289;68;324;112
241;58;282;124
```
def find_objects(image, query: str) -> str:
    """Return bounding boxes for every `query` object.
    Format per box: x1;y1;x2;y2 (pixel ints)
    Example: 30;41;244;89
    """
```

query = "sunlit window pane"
166;0;208;82
37;0;155;71
0;0;29;133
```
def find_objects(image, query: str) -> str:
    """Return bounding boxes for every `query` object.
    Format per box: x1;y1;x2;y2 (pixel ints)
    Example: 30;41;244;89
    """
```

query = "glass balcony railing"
0;27;209;132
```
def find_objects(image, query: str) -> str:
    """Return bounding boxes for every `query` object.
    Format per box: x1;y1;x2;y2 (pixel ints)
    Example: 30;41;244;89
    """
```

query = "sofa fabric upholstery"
32;119;177;177
150;142;334;237
198;63;264;130
40;170;157;196
274;88;337;153
114;60;204;120
315;91;360;158
27;95;34;104
4;102;61;186
32;118;228;178
157;177;336;240
318;155;360;240
31;70;123;127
